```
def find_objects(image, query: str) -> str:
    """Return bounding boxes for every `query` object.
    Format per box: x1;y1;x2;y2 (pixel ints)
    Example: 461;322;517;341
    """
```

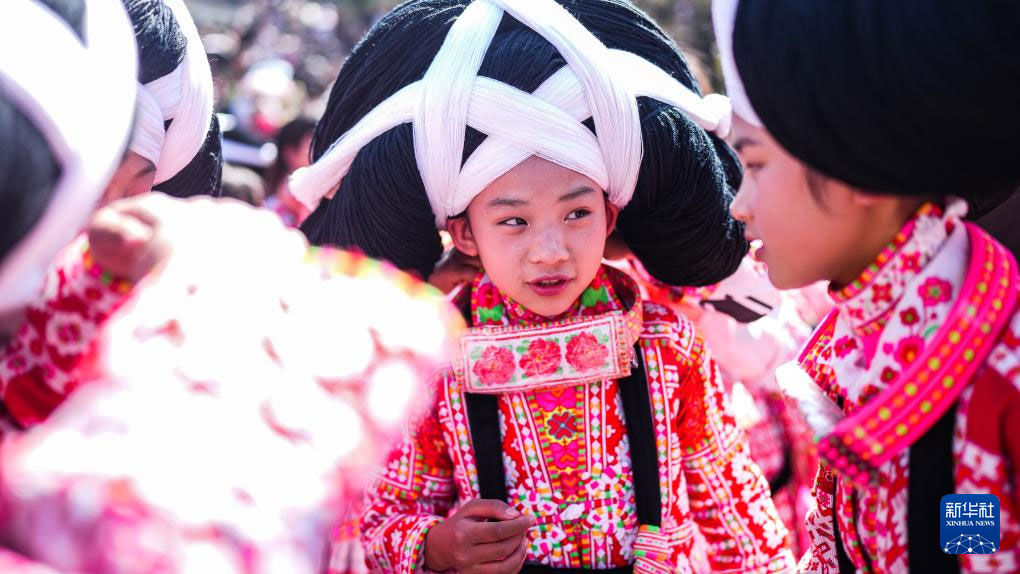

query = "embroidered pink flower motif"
472;346;515;386
519;339;561;377
893;336;925;367
899;307;920;326
880;366;899;384
871;283;893;305
833;336;858;359
565;332;609;371
918;277;952;307
901;252;922;273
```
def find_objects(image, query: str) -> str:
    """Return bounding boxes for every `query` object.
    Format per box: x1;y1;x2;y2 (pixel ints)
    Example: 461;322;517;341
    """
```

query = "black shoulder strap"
464;391;508;501
830;403;961;574
465;344;662;528
907;403;960;573
617;345;662;526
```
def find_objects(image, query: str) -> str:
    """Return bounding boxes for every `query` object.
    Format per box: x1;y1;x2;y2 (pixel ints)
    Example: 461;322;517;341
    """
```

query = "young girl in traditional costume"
0;0;138;431
293;1;796;572
713;1;1020;572
0;0;223;430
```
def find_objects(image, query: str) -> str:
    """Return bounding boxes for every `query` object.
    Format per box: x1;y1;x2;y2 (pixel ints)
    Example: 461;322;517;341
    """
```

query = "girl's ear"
446;216;479;257
604;198;620;236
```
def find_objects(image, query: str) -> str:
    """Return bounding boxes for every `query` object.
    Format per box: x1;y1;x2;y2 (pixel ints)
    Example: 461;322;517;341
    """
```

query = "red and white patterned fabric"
0;237;133;431
359;265;795;573
796;202;1020;573
0;201;463;574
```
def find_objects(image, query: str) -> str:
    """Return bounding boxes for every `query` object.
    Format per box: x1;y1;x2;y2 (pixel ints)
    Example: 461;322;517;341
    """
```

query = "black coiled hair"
303;0;747;285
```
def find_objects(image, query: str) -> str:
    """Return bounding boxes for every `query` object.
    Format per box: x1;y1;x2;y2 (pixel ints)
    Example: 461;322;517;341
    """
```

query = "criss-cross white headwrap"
128;0;214;182
291;0;733;228
0;0;138;313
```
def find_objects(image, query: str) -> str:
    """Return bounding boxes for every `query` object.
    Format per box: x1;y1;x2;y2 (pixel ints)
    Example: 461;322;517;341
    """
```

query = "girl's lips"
527;276;572;297
753;244;766;262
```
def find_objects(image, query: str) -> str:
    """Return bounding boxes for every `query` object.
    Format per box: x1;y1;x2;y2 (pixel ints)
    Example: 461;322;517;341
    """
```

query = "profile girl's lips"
527;275;572;296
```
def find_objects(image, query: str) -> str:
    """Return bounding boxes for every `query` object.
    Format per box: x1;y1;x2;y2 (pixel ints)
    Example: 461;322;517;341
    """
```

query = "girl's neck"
829;197;931;289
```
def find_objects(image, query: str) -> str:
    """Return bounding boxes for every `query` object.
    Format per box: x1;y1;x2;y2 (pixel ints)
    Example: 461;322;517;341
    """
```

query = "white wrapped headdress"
291;0;733;228
127;0;215;183
0;0;138;313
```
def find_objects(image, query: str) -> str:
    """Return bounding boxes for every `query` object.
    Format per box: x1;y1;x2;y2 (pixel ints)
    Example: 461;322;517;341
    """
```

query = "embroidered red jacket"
796;204;1020;574
360;267;795;573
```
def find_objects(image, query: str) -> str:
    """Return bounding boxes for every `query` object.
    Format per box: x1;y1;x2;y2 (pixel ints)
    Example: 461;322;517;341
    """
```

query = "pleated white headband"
711;0;761;127
0;0;138;313
129;0;214;182
291;0;733;228
130;82;165;165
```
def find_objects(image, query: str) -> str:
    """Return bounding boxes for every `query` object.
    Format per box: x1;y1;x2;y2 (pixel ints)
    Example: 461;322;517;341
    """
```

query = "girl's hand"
424;499;533;574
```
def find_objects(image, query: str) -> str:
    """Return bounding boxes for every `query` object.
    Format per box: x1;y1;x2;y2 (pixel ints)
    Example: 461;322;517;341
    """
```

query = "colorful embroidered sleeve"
359;376;457;574
0;237;133;428
675;331;796;573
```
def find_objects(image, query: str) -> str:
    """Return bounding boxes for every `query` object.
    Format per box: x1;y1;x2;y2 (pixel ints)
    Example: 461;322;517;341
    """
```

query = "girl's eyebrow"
732;137;759;153
486;185;595;209
559;186;595;202
486;196;528;209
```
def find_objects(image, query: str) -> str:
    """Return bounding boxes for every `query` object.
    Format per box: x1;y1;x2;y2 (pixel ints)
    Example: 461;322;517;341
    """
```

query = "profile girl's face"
728;115;879;290
448;156;617;318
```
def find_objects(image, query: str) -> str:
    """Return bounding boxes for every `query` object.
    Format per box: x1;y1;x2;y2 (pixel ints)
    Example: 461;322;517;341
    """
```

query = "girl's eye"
566;208;591;221
744;162;765;173
499;217;527;227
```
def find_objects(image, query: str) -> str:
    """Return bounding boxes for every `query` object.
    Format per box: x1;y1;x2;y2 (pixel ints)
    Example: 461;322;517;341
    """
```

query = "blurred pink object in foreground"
0;197;463;574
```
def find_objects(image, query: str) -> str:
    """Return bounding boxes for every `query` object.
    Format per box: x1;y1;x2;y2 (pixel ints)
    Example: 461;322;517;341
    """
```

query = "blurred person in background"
264;116;315;226
220;163;267;206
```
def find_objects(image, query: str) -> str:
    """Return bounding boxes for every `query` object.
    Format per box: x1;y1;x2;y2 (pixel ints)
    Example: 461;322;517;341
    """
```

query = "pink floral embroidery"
880;366;899;384
565;332;609;371
833;336;858;359
519;339;561;377
918;277;952;307
893;336;925;367
899;307;920;326
473;346;515;385
901;252;922;273
871;283;893;304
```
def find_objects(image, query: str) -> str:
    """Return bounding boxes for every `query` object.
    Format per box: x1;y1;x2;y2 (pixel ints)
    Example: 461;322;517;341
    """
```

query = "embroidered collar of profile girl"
289;0;733;228
798;201;1020;487
453;266;644;394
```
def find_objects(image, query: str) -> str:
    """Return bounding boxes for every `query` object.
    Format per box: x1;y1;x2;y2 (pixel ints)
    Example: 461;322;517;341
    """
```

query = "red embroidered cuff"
81;244;135;294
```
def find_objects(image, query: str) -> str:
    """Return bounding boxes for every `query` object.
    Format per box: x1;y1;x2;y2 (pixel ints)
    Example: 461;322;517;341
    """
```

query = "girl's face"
729;115;915;290
102;151;156;206
448;156;618;318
